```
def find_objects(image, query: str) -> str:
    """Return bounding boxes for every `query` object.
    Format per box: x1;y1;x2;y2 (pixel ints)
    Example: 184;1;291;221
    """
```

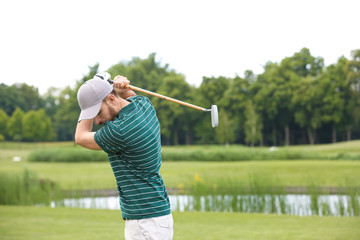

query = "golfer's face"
94;102;117;125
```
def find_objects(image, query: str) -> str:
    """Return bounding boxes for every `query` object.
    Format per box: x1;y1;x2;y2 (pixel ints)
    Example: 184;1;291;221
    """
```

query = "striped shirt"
94;95;171;219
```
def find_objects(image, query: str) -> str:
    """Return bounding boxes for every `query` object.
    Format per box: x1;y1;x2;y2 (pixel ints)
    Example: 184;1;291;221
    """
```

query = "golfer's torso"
96;96;170;219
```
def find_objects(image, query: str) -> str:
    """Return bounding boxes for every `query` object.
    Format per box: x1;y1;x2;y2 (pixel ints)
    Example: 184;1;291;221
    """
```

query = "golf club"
94;73;219;128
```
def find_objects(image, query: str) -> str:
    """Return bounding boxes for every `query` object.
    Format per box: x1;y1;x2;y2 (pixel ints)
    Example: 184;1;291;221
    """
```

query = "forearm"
75;119;101;150
115;89;136;99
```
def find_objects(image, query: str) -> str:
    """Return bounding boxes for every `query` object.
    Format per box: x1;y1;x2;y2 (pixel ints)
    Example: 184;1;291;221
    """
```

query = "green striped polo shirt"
94;95;171;219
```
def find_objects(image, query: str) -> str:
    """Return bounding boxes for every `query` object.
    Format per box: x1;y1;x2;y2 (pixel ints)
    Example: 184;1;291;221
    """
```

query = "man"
75;74;173;240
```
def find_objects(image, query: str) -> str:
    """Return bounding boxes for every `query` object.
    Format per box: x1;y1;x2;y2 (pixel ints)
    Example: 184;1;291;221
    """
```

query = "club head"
211;105;218;128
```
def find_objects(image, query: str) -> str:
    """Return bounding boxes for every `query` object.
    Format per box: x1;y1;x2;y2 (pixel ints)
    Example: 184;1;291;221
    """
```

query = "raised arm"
75;119;101;150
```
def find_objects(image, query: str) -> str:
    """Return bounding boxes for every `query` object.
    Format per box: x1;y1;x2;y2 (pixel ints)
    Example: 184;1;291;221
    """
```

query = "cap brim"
78;101;102;122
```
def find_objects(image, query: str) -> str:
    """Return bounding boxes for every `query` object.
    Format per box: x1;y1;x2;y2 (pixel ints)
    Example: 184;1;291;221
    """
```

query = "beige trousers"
124;214;173;240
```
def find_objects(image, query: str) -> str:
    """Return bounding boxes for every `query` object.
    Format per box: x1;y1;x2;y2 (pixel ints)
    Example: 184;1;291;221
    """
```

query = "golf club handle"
126;85;204;111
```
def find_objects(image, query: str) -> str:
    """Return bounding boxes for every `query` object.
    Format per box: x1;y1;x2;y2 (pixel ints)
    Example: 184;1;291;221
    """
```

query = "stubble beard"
106;102;118;122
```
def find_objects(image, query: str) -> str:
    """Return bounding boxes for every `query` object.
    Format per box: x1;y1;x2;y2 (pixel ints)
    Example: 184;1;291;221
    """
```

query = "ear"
105;94;117;105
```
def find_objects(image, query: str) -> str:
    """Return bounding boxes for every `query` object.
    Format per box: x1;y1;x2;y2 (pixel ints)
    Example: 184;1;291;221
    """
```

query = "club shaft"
126;85;204;111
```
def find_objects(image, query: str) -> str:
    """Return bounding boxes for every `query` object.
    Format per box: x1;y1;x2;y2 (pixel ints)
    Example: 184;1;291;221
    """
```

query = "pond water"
51;194;360;217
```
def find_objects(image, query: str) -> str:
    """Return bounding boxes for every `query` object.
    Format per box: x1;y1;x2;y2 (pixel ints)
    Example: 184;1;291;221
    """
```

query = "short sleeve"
128;95;152;105
94;121;126;154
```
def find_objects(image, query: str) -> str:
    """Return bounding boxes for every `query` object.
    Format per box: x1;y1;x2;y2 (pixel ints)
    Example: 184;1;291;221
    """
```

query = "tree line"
0;48;359;145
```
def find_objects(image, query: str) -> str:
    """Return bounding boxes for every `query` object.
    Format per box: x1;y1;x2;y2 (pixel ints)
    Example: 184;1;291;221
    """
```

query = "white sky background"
0;0;359;94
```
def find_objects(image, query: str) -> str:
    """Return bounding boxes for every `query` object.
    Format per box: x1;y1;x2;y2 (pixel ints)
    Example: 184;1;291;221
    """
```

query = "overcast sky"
0;0;359;94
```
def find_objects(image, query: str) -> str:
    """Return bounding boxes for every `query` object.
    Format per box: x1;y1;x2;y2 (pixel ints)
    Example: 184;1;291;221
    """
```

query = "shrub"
28;149;107;162
28;145;360;162
160;148;320;161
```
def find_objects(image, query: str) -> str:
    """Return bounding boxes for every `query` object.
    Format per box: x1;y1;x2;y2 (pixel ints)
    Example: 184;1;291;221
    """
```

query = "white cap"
77;78;113;121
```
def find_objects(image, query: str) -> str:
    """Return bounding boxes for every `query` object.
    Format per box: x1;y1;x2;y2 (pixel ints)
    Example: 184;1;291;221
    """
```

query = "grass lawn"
0;160;359;190
161;160;360;189
0;206;359;240
1;140;360;190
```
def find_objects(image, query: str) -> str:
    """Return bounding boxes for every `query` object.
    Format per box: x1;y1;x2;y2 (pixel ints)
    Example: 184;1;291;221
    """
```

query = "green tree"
292;75;331;145
195;76;230;143
254;61;294;145
281;48;324;145
0;83;43;115
53;86;81;141
343;49;360;140
7;107;25;141
254;48;324;145
244;100;263;146
320;57;347;142
43;87;61;120
222;75;251;144
215;108;234;145
0;84;26;115
16;83;44;111
0;109;9;139
22;109;54;141
152;73;194;145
